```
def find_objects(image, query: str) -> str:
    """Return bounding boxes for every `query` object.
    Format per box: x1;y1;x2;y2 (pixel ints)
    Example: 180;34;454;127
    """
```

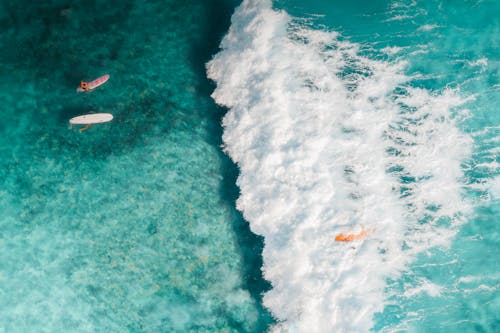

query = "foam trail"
207;0;473;331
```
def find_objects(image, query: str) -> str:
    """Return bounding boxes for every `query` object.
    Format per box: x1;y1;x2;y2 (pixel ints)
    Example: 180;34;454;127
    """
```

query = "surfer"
77;74;109;93
69;113;113;132
79;81;90;92
79;124;90;133
335;229;367;242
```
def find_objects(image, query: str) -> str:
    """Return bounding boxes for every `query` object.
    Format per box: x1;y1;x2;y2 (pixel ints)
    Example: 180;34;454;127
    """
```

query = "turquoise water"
0;0;273;331
2;0;499;332
274;0;499;331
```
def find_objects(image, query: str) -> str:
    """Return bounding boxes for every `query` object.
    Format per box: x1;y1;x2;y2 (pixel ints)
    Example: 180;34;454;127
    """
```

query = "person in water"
79;81;90;92
335;229;367;242
79;124;90;133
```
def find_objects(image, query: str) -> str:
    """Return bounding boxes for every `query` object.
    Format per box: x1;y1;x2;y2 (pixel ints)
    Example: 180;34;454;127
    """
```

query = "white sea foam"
417;24;440;32
490;176;500;199
381;46;404;56
207;0;473;331
402;278;443;297
467;57;488;69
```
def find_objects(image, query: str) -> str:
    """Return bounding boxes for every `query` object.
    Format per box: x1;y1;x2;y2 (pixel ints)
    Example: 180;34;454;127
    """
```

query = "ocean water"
0;0;274;332
2;0;498;332
208;0;499;332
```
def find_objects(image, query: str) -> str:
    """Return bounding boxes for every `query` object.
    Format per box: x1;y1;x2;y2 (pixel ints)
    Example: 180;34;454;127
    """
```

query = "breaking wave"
207;0;475;331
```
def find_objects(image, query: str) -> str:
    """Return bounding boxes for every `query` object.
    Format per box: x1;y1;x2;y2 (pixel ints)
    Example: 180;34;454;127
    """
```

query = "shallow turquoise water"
275;0;499;331
0;1;273;331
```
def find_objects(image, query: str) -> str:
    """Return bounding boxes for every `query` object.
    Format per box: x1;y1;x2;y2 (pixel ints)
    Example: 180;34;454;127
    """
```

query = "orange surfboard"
77;74;109;92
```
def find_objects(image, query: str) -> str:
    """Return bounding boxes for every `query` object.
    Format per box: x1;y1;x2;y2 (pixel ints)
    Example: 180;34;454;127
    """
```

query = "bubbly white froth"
207;0;473;331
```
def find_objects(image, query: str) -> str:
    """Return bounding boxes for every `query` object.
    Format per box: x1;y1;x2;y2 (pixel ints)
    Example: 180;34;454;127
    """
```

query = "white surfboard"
69;113;114;125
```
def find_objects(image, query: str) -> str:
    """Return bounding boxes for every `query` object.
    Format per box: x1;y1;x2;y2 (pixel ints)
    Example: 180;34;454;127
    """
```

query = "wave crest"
207;0;472;331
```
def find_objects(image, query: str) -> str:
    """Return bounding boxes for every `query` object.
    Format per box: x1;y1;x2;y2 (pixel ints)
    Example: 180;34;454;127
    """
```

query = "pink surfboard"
77;74;110;92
